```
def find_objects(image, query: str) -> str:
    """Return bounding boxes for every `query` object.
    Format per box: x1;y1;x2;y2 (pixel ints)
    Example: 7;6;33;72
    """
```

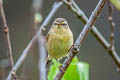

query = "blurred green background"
0;0;120;80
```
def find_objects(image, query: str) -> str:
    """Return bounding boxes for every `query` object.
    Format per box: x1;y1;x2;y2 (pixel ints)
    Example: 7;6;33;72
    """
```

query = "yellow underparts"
46;26;73;59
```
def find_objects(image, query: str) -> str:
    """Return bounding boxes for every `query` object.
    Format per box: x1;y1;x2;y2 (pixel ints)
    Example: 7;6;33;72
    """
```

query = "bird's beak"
58;24;61;28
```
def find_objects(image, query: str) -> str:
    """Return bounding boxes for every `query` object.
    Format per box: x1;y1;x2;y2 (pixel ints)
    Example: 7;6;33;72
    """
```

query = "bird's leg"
56;59;65;72
59;65;65;72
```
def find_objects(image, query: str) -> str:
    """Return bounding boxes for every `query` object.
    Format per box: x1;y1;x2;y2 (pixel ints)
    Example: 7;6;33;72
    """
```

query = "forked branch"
55;0;108;80
62;0;120;68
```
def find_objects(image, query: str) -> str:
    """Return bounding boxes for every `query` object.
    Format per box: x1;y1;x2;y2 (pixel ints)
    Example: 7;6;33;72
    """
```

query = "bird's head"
53;18;69;29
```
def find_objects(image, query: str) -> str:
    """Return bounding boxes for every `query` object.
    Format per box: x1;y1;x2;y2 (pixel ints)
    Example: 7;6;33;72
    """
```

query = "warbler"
46;18;73;60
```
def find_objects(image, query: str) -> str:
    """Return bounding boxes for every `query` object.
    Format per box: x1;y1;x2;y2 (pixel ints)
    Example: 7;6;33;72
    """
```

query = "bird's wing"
46;26;54;41
46;32;50;41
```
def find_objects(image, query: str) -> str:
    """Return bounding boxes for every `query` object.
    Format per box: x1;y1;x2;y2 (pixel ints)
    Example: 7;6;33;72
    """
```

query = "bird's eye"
62;23;68;29
61;23;67;26
54;23;57;25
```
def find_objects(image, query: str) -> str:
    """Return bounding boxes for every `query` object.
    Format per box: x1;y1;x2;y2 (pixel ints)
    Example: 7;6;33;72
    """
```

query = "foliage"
48;57;89;80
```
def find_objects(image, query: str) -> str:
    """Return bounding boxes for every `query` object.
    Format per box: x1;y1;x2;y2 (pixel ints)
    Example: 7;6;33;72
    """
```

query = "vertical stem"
108;1;115;49
107;1;120;71
38;32;47;80
0;0;14;69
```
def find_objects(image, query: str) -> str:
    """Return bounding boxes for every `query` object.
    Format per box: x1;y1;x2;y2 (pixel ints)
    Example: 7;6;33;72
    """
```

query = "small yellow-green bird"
46;18;73;60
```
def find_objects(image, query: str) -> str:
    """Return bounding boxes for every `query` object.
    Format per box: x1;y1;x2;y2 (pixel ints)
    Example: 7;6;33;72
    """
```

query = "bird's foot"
59;65;65;72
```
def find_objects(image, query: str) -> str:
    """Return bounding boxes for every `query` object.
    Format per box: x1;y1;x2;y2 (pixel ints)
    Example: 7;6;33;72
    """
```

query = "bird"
46;18;73;61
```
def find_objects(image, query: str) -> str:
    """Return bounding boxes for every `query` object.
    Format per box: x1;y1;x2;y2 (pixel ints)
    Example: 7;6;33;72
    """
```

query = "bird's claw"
59;65;65;72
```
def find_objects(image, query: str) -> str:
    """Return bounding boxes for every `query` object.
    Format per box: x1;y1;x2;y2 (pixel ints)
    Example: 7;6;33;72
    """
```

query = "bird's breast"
46;30;73;59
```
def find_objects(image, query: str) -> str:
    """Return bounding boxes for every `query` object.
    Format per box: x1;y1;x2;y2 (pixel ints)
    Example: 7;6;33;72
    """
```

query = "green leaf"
110;0;120;10
48;57;89;80
48;59;59;80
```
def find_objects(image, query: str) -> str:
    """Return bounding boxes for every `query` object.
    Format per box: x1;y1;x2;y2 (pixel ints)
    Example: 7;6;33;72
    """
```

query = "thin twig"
62;0;120;68
0;0;18;79
55;0;107;80
0;0;14;68
107;1;120;71
108;1;115;49
7;2;63;80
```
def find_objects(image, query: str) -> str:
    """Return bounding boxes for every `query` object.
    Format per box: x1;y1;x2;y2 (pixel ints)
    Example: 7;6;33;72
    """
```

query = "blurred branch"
32;0;43;13
0;0;14;68
0;0;19;79
55;0;107;79
32;0;43;33
32;0;47;80
38;33;47;80
7;1;63;80
0;0;17;79
62;0;120;68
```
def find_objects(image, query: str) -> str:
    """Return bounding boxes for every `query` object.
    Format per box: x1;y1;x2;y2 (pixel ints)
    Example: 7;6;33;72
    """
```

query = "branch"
38;33;47;80
0;0;14;68
62;0;120;68
7;1;63;80
108;1;115;49
55;0;107;80
0;0;18;79
32;0;46;79
107;1;120;71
